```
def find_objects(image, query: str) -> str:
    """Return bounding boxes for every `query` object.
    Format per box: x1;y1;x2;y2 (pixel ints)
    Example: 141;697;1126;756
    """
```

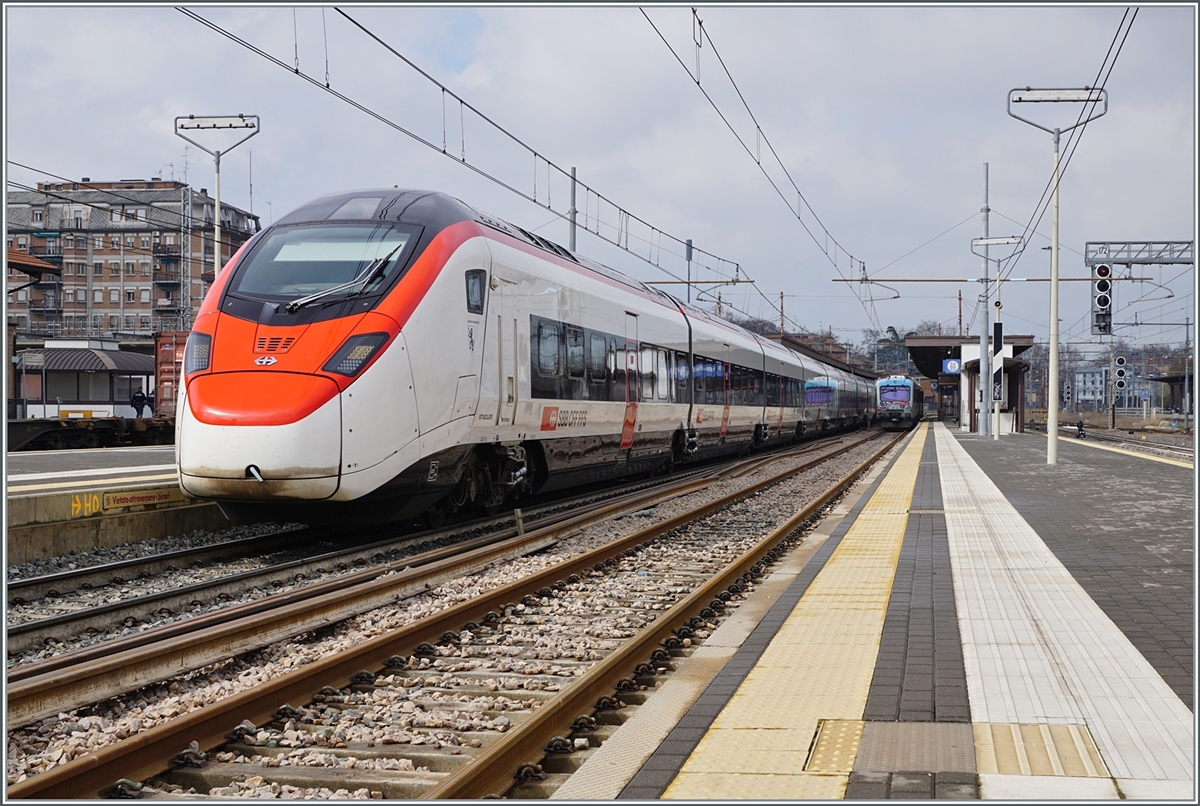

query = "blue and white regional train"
875;375;924;431
176;189;876;524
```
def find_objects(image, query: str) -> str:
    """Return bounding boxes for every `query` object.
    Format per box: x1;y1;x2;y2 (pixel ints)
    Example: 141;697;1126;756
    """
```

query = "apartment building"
6;178;259;337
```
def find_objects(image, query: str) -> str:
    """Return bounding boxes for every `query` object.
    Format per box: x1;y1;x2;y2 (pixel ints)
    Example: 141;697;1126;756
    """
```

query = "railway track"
6;435;853;663
1029;422;1194;461
7;431;899;799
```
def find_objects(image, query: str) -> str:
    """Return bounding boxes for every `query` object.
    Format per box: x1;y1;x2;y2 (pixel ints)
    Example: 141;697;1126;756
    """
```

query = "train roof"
274;189;777;345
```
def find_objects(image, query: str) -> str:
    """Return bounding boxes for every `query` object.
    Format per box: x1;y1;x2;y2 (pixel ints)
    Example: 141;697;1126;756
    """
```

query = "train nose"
177;372;343;500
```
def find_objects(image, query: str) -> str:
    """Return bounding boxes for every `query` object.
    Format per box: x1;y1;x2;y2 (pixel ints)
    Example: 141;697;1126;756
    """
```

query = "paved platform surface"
551;421;1194;800
6;445;177;494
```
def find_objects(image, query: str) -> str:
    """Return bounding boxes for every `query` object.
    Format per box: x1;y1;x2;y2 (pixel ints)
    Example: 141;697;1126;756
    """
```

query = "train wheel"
421;504;447;529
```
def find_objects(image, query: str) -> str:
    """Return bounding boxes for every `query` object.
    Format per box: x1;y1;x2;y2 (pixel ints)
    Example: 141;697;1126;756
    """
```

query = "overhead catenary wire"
176;6;744;300
995;7;1138;284
641;8;881;332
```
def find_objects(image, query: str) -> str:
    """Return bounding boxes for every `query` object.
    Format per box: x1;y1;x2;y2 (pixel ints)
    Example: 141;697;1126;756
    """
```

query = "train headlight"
322;332;389;377
184;332;211;375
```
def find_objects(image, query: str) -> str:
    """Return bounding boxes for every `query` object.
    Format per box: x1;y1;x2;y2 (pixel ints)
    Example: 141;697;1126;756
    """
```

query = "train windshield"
228;224;414;302
879;385;911;404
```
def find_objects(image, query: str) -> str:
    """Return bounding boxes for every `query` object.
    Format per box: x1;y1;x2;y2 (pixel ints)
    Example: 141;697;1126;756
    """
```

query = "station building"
5;178;260;339
905;334;1035;433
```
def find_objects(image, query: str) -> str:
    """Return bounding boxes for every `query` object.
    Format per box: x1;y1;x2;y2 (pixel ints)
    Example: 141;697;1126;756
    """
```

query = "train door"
495;277;518;429
620;313;639;450
720;343;731;440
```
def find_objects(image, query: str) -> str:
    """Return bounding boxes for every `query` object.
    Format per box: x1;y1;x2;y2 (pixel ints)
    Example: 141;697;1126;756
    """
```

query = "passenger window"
587;332;607;383
567;327;584;379
641;347;655;400
465;270;486;314
537;322;560;376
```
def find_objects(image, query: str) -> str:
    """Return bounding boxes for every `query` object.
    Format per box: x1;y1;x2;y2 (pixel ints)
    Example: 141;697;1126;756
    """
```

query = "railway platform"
5;445;228;563
552;420;1195;800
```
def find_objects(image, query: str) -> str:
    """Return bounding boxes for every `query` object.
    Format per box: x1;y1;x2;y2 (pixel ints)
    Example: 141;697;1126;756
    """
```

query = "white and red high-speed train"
176;189;875;524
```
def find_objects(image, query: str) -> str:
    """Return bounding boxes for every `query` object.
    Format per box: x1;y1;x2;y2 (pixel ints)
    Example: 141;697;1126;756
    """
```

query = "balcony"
153;270;182;284
26;246;63;262
29;296;62;311
153;243;182;259
156;298;180;311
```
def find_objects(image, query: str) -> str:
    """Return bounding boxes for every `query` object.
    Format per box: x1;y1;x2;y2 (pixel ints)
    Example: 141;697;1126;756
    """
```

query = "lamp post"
971;236;1022;440
174;114;260;278
1008;87;1107;463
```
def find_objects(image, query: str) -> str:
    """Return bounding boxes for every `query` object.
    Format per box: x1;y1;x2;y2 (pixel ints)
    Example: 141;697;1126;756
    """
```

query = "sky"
5;3;1197;357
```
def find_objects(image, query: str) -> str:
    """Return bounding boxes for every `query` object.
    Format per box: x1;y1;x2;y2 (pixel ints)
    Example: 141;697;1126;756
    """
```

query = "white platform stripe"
933;422;1193;783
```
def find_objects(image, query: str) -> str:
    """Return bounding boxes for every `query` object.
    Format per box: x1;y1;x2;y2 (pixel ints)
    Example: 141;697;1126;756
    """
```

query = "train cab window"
566;327;584;379
587;332;607;383
465;270;487;314
537;322;561;377
226;224;415;309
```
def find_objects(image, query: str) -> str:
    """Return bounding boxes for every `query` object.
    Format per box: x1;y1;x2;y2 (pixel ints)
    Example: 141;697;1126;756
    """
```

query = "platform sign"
942;358;961;374
23;351;44;368
930;381;939;393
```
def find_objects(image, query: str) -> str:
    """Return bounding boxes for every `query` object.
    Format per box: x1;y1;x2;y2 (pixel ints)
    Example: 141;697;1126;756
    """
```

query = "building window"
17;236;27;250
109;315;119;329
165;233;176;245
125;235;134;248
140;236;150;249
110;236;119;249
140;315;150;330
74;210;84;228
140;288;150;303
126;289;136;303
111;210;121;222
110;289;119;303
65;289;75;303
140;262;150;276
126;262;135;275
32;210;43;223
65;236;74;249
110;262;120;276
125;315;135;330
94;262;103;276
94;235;103;249
17;290;27;302
94;289;103;303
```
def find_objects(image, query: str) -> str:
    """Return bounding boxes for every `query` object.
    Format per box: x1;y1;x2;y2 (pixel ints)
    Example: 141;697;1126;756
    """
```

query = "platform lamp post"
1008;87;1107;464
174;114;260;279
971;236;1022;441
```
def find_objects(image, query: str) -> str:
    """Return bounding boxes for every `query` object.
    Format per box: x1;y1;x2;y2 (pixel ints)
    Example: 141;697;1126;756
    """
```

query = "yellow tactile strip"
974;723;1109;778
806;719;864;773
663;425;927;799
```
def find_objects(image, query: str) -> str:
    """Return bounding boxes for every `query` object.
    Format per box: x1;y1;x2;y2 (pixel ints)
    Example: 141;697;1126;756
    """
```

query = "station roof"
14;347;155;373
905;334;1035;379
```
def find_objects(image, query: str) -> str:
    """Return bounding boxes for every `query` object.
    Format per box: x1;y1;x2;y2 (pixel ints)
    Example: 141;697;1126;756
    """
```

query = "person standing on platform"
131;388;147;418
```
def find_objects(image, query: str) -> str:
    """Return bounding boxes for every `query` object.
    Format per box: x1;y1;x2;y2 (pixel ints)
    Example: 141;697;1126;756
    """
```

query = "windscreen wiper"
285;243;405;313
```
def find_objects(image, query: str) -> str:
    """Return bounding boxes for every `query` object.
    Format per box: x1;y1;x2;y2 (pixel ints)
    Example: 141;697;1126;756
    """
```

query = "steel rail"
6;465;736;685
423;432;902;798
6;525;313;604
6;433;882;799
